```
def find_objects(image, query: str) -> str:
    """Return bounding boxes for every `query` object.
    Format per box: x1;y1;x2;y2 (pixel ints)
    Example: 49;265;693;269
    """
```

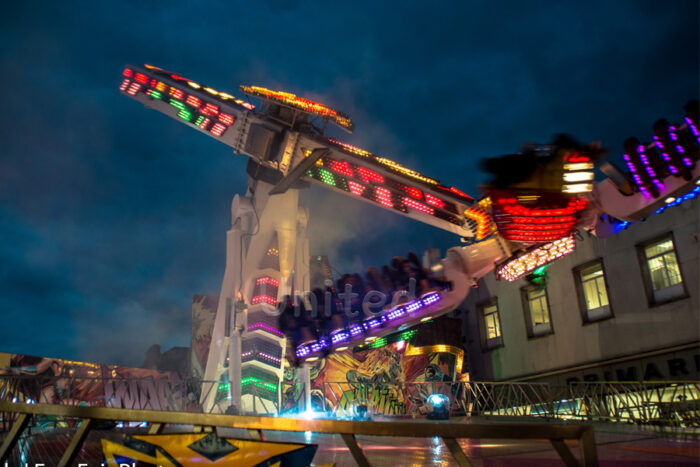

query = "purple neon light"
331;330;349;344
247;322;284;336
422;292;440;306
296;345;310;358
294;292;443;360
259;352;282;363
685;117;700;144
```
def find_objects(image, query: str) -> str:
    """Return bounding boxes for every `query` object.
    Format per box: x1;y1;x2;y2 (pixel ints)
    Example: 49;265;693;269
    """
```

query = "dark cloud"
0;0;697;365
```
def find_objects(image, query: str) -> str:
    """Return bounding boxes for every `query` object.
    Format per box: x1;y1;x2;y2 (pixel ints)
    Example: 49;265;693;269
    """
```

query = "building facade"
459;195;699;386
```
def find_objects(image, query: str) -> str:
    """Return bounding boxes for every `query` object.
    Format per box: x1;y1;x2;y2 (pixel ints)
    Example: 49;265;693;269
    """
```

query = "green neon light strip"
178;109;193;122
355;328;418;352
195;115;205;126
170;99;186;111
151;90;162;100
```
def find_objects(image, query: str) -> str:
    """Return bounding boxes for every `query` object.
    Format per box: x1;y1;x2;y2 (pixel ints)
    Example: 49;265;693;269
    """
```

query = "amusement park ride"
120;64;700;414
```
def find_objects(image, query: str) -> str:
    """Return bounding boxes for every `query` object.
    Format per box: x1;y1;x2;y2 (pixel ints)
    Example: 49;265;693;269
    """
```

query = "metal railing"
2;374;697;427
0;399;599;467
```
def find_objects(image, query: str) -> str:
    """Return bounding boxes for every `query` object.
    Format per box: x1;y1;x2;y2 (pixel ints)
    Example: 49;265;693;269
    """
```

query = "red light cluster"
306;157;463;226
251;276;279;307
491;194;587;243
120;67;236;138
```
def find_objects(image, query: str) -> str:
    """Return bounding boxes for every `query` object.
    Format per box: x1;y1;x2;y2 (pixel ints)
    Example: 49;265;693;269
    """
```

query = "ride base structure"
120;64;700;414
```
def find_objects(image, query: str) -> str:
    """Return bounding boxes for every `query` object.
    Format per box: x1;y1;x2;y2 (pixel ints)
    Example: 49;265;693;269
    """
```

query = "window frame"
573;258;614;324
636;232;688;307
477;298;504;350
520;285;554;338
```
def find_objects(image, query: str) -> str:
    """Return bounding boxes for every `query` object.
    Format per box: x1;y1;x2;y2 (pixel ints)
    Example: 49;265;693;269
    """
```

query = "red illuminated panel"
134;73;148;84
200;103;219;116
403;197;434;215
127;82;141;96
210;123;227;137
348;180;366;196
327;159;354;177
491;193;587;243
169;87;184;100
199;117;211;129
218;113;234;126
186;95;201;108
357;167;384;184
404;186;423;199
123;68;133;77
424;193;445;208
375;186;393;207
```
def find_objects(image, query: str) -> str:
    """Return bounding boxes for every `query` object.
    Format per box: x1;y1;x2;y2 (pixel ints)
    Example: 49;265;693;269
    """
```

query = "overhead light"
563;171;594;182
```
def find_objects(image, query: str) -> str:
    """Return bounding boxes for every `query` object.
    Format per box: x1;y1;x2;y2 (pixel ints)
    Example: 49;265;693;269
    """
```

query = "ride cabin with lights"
120;64;700;415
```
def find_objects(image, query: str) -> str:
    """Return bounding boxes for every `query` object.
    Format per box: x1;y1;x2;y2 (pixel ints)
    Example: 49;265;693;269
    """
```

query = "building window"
574;260;612;322
638;234;687;304
521;286;553;337
478;299;503;349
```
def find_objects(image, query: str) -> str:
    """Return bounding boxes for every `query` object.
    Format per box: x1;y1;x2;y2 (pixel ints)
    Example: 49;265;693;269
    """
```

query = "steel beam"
57;418;94;467
550;439;578;467
269;148;328;195
340;433;370;467
0;413;30;462
442;437;473;467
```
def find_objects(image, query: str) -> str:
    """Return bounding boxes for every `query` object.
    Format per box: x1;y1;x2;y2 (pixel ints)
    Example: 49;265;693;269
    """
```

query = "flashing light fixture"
218;113;234;126
563;172;594;182
464;202;493;241
318;168;336;186
201;102;219;116
210;123;226;137
404;185;423;199
375;157;439;185
497;236;576;281
652;186;700;215
134;73;148;84
685;117;700;145
425;193;446;208
256;276;280;287
169;87;184;100
126;82;141;96
123;68;133;77
404;197;434;215
348;180;366;196
199;117;211;130
328;139;371;157
327;159;354;177
251;295;277;306
240;85;354;131
186;95;201;108
357;167;384;184
247;322;284;337
187;81;200;89
375;186;393;207
178;109;193;122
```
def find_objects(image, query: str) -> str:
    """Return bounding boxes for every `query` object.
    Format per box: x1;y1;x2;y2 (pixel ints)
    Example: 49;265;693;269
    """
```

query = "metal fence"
2;374;698;427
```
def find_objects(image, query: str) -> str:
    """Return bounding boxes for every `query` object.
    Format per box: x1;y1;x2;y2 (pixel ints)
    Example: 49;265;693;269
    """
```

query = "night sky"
1;1;697;366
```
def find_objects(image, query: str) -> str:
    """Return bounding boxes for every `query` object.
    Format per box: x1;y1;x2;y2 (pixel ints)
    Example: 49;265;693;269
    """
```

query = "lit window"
522;287;552;337
479;300;503;349
640;235;686;304
574;260;612;322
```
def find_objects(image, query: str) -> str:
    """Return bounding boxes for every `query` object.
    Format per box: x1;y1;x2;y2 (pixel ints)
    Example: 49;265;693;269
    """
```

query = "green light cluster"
241;377;277;392
318;168;336;186
178;109;193;122
170;99;186;111
150;90;162;100
357;329;418;351
195;115;205;126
